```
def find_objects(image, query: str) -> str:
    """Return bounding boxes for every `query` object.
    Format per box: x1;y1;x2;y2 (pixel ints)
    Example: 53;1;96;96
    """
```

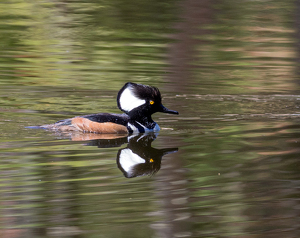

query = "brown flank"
71;117;128;134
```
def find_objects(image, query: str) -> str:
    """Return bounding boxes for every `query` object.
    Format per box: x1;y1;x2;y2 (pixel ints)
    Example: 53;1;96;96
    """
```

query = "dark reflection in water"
87;133;178;178
116;134;178;178
44;130;178;178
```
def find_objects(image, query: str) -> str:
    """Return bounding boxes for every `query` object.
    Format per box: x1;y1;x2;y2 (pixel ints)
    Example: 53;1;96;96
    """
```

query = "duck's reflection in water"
64;132;178;178
117;134;178;178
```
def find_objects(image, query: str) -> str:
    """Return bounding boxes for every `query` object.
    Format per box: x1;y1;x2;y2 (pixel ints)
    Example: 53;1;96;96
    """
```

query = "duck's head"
117;82;178;117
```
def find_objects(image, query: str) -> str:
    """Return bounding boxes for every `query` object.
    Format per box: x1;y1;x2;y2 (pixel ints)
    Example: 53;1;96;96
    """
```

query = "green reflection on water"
0;0;296;94
0;0;178;92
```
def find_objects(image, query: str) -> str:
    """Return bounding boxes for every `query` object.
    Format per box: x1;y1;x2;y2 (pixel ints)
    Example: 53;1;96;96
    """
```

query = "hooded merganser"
37;82;178;134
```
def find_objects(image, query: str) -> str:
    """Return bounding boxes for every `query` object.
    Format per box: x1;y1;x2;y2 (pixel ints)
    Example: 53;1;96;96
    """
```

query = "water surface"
0;1;299;238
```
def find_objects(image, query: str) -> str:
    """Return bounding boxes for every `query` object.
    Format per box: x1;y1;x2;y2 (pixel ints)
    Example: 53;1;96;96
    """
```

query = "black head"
117;82;178;116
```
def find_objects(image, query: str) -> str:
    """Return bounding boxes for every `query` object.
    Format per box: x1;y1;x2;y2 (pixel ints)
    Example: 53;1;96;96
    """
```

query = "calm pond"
0;1;300;238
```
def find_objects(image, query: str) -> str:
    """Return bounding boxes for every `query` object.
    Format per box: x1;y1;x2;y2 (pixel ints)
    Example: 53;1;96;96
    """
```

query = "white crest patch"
119;86;145;112
119;149;145;175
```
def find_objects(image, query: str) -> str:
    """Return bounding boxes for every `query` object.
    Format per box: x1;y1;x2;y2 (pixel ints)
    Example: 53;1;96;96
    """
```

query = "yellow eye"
150;100;154;105
150;158;154;163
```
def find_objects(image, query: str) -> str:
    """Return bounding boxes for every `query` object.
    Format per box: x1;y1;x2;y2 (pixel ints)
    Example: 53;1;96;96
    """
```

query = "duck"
37;82;178;134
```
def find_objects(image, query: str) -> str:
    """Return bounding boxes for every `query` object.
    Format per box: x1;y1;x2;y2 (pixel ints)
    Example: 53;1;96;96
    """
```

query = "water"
1;0;300;237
